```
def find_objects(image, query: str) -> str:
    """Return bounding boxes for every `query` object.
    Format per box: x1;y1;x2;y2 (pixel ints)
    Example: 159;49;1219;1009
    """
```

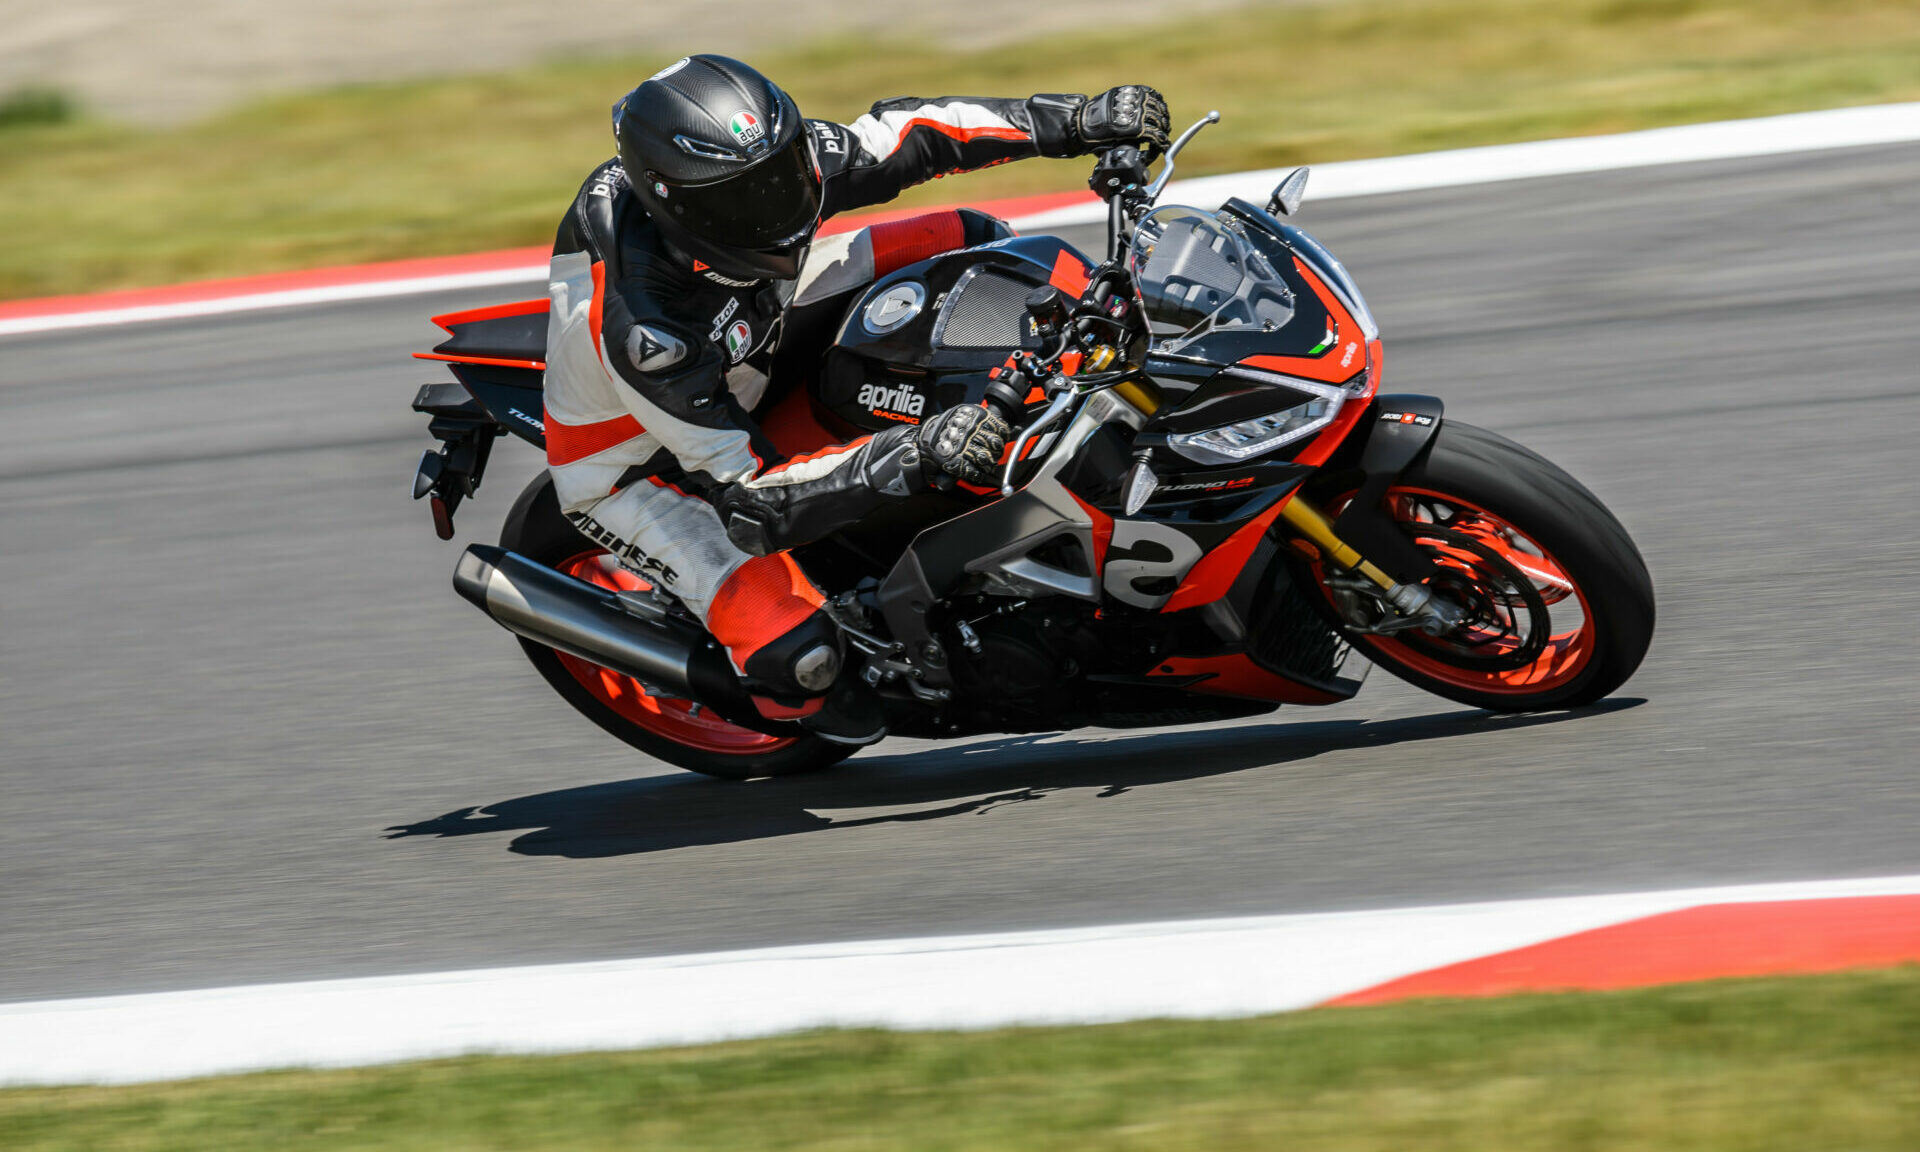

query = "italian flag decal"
728;111;763;146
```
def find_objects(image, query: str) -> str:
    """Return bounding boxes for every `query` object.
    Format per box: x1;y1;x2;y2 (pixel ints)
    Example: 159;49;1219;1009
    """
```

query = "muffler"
452;544;702;696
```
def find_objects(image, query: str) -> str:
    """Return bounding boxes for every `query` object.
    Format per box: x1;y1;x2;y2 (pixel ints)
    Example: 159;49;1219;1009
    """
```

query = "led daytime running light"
1165;373;1347;465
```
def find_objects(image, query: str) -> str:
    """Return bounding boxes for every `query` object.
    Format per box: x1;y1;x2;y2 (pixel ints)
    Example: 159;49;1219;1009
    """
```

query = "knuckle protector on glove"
917;406;1011;487
1079;85;1170;150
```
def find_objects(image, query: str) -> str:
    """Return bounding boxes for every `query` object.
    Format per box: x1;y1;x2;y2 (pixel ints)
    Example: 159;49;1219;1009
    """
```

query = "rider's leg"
704;551;886;745
556;472;885;743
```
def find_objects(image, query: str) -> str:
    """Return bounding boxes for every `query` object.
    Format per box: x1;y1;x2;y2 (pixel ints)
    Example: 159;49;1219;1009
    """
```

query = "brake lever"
1143;110;1221;203
1000;386;1080;497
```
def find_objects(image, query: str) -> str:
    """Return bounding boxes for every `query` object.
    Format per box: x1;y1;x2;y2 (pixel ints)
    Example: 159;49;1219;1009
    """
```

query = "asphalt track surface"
4;144;1918;1004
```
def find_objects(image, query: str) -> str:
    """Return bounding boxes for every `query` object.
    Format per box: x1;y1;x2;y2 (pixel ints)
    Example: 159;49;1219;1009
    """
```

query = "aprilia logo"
857;381;926;419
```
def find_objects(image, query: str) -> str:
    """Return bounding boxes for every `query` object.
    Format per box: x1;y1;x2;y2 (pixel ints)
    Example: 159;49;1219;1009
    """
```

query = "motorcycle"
408;111;1655;779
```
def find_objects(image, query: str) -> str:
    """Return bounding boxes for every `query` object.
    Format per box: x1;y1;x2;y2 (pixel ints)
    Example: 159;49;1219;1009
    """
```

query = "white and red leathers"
542;95;1088;694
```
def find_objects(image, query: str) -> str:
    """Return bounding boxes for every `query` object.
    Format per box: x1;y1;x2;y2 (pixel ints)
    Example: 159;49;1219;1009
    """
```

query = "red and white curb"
3;873;1917;1086
5;101;1920;339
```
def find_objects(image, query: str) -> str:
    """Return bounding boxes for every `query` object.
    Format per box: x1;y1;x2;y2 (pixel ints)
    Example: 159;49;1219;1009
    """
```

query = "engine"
940;596;1273;734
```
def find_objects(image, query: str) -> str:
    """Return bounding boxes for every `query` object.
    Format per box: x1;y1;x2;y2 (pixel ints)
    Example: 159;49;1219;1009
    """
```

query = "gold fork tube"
1112;376;1161;416
1278;493;1399;591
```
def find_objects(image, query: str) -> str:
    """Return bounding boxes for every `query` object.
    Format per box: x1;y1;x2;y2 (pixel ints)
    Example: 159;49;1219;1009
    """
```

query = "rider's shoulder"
804;118;858;172
618;227;697;299
561;156;633;210
556;157;636;254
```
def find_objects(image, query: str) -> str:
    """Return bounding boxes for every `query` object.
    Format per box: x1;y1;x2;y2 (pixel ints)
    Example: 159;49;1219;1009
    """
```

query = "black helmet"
616;55;820;282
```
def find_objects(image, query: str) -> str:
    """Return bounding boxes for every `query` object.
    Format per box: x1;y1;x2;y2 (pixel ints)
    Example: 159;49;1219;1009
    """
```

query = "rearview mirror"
1267;167;1310;216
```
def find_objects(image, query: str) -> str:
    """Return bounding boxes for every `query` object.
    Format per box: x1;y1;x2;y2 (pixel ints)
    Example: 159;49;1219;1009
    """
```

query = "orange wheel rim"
1318;488;1597;695
553;550;797;755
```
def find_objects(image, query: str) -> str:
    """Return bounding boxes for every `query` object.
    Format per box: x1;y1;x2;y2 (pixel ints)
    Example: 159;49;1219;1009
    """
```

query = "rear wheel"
1308;421;1654;711
499;476;853;779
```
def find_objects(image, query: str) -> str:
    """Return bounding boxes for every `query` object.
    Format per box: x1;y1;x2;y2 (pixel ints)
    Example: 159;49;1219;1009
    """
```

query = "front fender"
1329;394;1444;584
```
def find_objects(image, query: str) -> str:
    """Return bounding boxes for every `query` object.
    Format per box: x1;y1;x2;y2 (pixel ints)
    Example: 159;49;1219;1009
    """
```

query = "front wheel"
1308;421;1655;711
498;475;854;780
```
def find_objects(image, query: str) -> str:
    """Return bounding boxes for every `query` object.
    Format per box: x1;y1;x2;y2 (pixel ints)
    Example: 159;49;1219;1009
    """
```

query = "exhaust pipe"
453;545;700;696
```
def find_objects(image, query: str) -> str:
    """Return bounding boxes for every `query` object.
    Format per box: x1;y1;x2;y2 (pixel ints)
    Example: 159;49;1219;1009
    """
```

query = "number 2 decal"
1102;521;1204;609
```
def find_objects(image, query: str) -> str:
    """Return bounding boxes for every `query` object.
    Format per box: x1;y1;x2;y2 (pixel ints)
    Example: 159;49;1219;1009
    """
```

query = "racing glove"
916;404;1011;488
1074;86;1170;154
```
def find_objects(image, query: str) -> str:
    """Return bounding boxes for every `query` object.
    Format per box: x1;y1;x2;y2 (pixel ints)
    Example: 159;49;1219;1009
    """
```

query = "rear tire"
1310;421;1654;711
498;475;854;780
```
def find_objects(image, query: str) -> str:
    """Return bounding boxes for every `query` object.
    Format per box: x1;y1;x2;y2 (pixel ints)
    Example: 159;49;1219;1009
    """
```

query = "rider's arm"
813;95;1082;215
815;87;1168;216
572;272;935;559
712;406;1010;557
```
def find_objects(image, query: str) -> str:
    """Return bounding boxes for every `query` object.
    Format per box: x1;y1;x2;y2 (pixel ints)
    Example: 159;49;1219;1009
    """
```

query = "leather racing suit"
542;94;1090;693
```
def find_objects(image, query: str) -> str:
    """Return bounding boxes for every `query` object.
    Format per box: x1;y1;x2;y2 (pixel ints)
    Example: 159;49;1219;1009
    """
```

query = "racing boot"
707;555;886;745
744;617;885;747
799;666;889;747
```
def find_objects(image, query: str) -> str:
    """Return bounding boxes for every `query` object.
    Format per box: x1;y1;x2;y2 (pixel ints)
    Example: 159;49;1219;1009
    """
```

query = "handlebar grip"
981;373;1029;421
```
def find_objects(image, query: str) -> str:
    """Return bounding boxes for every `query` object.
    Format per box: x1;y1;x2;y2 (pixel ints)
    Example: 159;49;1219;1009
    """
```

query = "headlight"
1166;374;1346;465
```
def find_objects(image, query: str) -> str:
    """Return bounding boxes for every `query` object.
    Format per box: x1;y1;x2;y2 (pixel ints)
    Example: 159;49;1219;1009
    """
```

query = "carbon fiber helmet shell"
616;55;819;282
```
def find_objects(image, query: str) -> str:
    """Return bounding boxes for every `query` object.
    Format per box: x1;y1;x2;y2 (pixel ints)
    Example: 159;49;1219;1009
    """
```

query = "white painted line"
5;101;1918;339
1014;100;1920;229
5;872;1918;1087
0;266;547;339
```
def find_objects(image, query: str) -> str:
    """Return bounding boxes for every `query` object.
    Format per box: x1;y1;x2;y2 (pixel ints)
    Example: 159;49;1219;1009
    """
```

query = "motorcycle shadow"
385;699;1643;859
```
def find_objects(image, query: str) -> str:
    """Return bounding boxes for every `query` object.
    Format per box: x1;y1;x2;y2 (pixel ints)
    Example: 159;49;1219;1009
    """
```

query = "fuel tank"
818;235;1093;433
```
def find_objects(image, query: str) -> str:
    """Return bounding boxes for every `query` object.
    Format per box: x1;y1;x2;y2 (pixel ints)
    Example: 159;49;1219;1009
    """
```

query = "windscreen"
1127;206;1296;353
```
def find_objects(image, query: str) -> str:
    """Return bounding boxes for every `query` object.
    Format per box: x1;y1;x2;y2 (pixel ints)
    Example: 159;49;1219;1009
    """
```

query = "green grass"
5;969;1919;1150
7;0;1920;299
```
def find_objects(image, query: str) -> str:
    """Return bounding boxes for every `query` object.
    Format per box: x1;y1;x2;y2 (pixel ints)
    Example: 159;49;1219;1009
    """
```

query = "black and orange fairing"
413;298;552;451
416;298;551;372
820;234;1093;437
1144;654;1344;705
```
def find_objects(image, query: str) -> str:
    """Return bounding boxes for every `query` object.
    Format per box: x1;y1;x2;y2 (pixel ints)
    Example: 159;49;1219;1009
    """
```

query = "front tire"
498;475;853;780
1309;421;1655;711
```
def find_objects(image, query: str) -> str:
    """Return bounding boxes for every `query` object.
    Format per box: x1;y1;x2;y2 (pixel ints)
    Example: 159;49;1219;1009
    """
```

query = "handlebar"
1090;109;1220;259
990;115;1228;492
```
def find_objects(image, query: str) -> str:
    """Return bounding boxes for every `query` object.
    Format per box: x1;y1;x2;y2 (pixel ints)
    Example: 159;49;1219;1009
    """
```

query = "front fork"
1281;393;1463;636
1279;495;1464;635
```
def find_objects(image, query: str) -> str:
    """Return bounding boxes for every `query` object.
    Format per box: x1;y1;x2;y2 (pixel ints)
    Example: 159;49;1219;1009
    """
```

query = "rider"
543;54;1169;744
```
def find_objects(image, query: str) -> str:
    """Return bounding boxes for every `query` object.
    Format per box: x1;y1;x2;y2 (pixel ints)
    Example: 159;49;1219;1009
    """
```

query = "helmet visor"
656;135;821;248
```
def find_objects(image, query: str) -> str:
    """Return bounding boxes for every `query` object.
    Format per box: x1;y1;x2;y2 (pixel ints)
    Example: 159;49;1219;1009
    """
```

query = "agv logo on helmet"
725;111;764;144
727;109;774;159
